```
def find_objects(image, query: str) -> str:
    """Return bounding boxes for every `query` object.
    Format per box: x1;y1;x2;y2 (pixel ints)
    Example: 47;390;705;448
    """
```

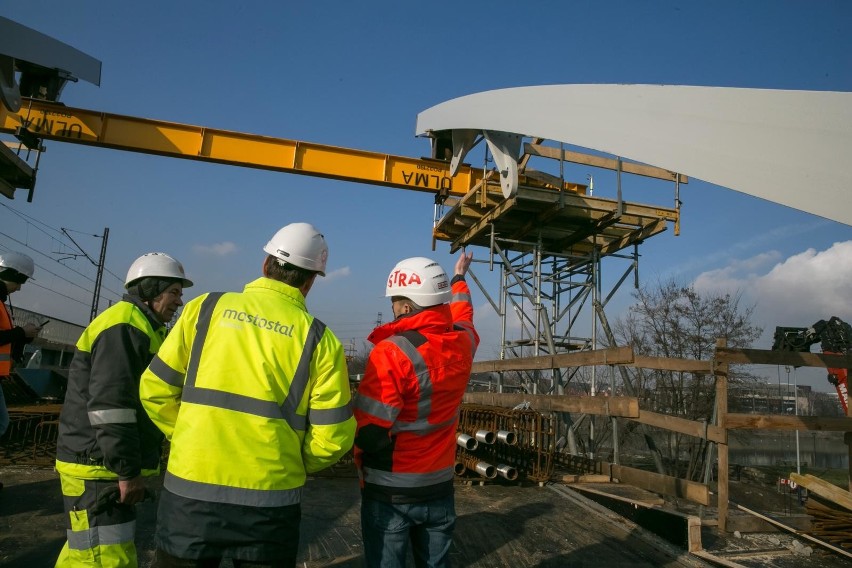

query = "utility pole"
91;227;109;321
61;226;109;322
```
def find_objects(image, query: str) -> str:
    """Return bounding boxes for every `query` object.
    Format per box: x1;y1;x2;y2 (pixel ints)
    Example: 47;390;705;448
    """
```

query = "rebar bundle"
456;403;555;482
1;407;61;466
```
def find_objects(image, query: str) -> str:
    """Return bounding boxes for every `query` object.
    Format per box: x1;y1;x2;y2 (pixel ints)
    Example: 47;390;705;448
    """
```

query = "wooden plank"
568;483;703;551
633;355;712;373
569;483;665;506
525;143;689;183
561;474;612;484
725;512;812;533
687;516;703;553
609;463;710;506
691;550;747;568
451;195;518;249
470;346;634;373
632;409;726;443
726;413;852;432
790;473;852;512
716;338;730;533
461;392;639;418
734;503;852;560
512;187;679;222
597;219;669;257
715;347;852;369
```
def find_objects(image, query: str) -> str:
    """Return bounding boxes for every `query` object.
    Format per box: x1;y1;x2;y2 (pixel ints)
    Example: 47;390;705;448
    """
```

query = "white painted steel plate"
416;85;852;226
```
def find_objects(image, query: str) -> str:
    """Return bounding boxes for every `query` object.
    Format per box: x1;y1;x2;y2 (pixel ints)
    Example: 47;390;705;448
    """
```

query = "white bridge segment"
415;84;852;226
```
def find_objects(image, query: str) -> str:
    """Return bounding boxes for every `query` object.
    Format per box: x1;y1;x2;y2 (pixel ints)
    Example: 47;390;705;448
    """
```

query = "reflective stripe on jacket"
56;296;166;480
353;276;479;503
140;277;355;508
0;302;12;375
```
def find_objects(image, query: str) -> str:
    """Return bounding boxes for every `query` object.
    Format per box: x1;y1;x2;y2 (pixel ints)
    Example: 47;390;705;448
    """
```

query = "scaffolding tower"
431;142;680;396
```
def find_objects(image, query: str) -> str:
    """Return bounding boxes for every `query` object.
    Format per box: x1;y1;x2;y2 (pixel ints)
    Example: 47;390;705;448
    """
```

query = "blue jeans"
0;380;8;436
360;495;455;568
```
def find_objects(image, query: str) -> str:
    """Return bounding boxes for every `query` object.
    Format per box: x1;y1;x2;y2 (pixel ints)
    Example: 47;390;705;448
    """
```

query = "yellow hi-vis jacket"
140;277;355;508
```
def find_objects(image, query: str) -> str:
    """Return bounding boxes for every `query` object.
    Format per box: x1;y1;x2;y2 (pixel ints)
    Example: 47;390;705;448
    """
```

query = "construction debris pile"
805;498;852;550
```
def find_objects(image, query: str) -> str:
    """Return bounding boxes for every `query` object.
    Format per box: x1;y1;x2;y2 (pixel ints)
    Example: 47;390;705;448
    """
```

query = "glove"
90;486;156;515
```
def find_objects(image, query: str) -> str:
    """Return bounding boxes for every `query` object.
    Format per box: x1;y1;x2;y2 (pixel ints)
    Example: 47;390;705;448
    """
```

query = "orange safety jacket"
0;302;12;376
353;276;479;503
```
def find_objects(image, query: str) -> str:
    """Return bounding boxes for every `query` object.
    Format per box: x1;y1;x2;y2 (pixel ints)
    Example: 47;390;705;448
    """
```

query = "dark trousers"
153;488;300;568
153;548;293;567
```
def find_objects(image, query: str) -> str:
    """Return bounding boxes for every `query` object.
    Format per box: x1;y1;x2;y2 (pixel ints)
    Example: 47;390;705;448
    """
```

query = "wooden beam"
470;346;634;373
790;473;852;513
632;410;726;443
550;211;618;251
608;463;710;506
560;474;612;484
846;432;852;493
567;483;666;506
597;218;668;256
514;186;679;222
512;200;602;243
462;392;640;418
724;513;811;534
716;338;730;533
525;143;689;183
451;195;518;250
726;413;852;432
715;347;852;369
632;355;712;373
691;550;747;568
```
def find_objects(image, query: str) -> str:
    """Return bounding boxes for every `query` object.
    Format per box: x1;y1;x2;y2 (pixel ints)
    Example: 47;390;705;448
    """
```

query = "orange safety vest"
353;278;479;502
0;302;13;376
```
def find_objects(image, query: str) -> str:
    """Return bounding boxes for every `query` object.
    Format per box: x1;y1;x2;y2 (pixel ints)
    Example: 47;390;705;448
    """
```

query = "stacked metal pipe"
455;403;555;482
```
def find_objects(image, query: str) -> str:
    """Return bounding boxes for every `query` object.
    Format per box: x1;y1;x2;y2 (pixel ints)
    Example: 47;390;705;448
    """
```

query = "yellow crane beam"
1;98;502;197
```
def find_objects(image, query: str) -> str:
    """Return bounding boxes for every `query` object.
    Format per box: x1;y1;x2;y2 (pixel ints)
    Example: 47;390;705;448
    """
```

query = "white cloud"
665;219;829;279
694;240;852;339
321;266;351;282
690;241;852;392
192;241;238;256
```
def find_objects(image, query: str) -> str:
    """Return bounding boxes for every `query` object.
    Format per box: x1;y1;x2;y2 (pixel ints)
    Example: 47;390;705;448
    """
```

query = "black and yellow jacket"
55;295;166;480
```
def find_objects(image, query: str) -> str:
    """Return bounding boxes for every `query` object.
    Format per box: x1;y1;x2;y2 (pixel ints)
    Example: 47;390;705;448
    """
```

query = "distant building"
2;306;83;404
727;382;845;416
11;307;83;368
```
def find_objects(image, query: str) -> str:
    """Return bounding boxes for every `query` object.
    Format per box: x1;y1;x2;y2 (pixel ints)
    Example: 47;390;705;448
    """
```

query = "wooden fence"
463;342;852;531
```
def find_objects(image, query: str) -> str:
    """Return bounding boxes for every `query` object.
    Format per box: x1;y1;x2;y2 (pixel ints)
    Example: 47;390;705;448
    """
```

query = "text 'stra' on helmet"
263;223;329;276
125;252;194;289
0;251;35;281
385;257;451;307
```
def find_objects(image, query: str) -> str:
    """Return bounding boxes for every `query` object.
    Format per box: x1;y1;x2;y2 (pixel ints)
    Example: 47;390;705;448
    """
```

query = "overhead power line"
1;204;125;314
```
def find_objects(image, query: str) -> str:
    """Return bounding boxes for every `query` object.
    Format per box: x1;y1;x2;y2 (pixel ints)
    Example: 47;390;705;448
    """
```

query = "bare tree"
613;279;762;480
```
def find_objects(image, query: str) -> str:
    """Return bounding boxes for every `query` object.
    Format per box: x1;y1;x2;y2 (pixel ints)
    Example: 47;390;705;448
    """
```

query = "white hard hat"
125;252;193;288
263;223;329;276
386;257;451;307
0;251;35;279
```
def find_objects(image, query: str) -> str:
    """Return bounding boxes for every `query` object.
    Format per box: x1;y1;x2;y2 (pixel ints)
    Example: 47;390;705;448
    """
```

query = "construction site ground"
1;465;850;568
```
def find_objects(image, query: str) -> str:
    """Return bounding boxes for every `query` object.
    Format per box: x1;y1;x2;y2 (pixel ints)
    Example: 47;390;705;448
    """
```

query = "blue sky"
2;1;851;391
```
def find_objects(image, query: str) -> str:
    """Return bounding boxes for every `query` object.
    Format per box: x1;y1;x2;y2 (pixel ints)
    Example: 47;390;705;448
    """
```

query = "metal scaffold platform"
431;163;679;393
